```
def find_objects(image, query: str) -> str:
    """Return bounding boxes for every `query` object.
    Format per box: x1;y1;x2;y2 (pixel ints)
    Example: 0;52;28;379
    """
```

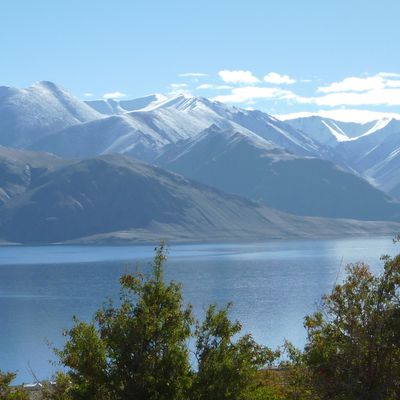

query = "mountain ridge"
156;125;400;220
1;151;399;244
2;81;400;225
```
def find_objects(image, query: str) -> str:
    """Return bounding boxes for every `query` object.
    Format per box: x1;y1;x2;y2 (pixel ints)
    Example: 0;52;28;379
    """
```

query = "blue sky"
2;0;400;121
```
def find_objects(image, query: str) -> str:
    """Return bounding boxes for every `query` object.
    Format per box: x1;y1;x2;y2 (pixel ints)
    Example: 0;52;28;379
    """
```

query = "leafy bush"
55;243;193;400
45;243;400;400
50;243;276;400
303;254;400;400
0;370;28;400
192;303;277;400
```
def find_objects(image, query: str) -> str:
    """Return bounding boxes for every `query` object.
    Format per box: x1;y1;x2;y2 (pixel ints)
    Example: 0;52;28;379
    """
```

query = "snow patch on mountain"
0;81;101;148
321;120;349;142
354;117;393;139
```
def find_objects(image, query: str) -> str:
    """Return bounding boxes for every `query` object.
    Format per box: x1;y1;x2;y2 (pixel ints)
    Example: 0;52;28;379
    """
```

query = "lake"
0;236;398;383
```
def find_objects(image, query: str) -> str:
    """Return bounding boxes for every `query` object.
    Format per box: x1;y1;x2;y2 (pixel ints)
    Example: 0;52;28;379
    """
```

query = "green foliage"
303;256;400;400
9;243;400;399
54;242;193;400
192;303;278;400
51;243;281;400
97;242;193;400
0;370;28;400
278;342;319;400
54;320;109;400
41;372;76;400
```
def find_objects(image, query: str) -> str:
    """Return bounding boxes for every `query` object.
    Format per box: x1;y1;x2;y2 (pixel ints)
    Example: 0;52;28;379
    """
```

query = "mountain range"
156;125;400;220
0;149;398;244
1;81;400;243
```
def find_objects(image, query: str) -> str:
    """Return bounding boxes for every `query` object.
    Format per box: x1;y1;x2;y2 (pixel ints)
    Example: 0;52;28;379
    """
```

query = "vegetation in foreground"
2;242;400;400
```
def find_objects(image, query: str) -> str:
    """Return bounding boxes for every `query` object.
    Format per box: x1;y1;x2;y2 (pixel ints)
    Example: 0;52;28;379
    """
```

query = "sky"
1;0;400;121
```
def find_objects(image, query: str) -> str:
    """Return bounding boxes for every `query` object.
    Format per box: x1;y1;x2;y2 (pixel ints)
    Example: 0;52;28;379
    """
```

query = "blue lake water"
0;236;398;383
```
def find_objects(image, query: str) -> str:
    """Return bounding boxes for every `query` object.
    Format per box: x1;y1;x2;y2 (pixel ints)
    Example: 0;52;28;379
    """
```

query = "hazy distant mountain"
286;115;400;199
286;116;377;147
157;125;400;220
1;152;399;244
337;119;400;169
0;81;101;148
337;119;400;198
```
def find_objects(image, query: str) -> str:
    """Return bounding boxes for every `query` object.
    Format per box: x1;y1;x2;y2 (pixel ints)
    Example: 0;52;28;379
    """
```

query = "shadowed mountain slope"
1;152;399;244
157;125;400;220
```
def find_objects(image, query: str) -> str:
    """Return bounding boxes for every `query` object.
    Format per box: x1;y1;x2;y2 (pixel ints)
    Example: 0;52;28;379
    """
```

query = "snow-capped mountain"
31;114;167;161
3;81;400;220
32;92;324;161
338;119;400;197
0;81;101;148
286;116;378;147
153;95;321;155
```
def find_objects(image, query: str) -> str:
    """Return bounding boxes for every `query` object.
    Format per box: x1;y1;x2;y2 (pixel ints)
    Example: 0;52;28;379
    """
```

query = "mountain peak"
32;80;63;91
0;81;101;148
154;94;196;109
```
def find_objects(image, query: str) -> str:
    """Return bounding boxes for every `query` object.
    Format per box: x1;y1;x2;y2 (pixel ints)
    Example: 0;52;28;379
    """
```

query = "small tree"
54;320;109;400
0;370;28;400
55;243;193;400
192;303;277;400
278;341;320;400
53;243;279;400
304;255;400;400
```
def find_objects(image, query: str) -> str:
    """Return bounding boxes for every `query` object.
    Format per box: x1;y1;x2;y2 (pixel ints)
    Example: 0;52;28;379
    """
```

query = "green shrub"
54;243;193;400
192;303;278;400
0;370;28;400
304;255;400;400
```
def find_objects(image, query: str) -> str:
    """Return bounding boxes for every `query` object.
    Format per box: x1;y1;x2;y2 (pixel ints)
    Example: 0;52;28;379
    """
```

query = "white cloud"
196;84;213;90
83;92;94;97
275;109;400;123
386;80;400;88
318;76;386;93
378;72;400;78
318;73;400;93
103;91;126;100
312;89;400;106
170;83;188;89
210;72;400;108
218;70;260;84
264;72;296;85
179;72;208;77
212;86;295;103
168;83;191;96
196;84;232;90
216;85;233;90
280;73;400;107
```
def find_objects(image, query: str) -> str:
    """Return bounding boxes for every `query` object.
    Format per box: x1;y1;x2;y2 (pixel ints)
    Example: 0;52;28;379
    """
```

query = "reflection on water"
0;236;397;382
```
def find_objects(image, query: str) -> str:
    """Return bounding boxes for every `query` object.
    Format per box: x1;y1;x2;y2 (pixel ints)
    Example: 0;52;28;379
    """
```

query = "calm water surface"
0;237;397;382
